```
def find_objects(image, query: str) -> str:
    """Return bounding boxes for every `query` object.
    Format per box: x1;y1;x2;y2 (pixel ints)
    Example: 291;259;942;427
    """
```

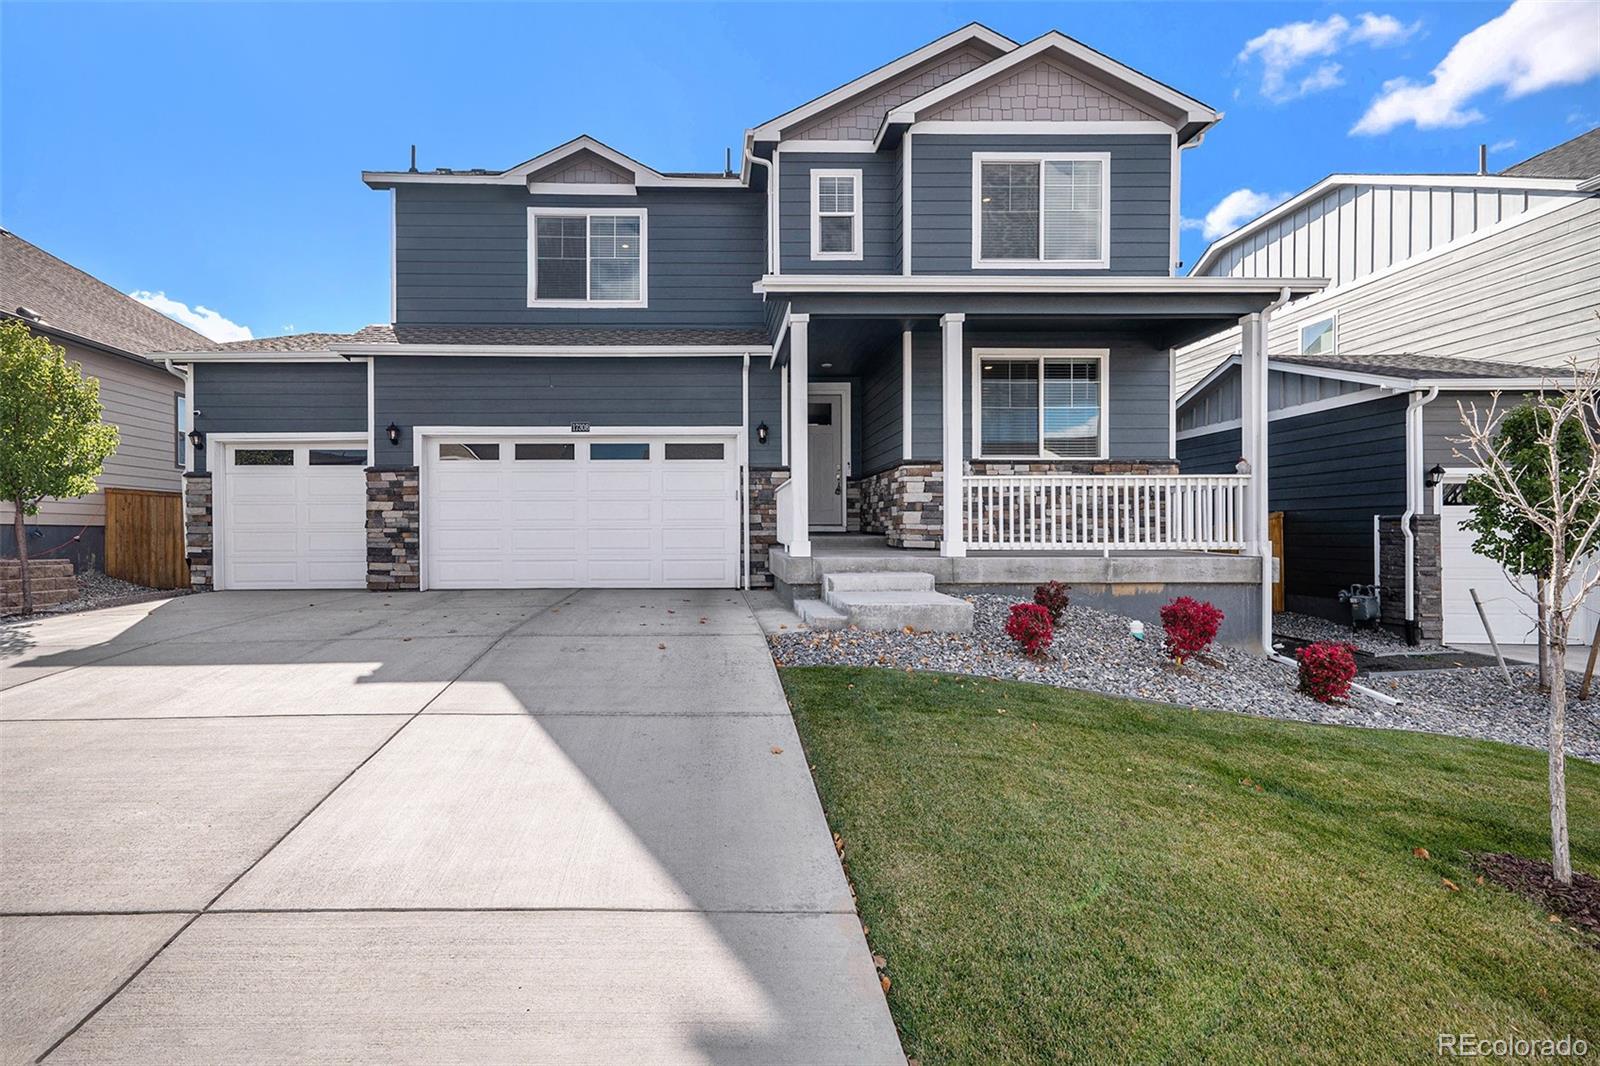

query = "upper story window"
972;153;1110;270
527;207;647;308
810;169;863;261
1300;315;1336;355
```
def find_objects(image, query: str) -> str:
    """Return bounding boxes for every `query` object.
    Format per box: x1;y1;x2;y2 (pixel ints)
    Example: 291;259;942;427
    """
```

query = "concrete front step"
822;571;934;595
825;589;974;633
794;598;849;631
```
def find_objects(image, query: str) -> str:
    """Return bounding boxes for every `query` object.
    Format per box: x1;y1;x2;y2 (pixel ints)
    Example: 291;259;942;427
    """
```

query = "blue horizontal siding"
192;361;367;472
778;153;899;274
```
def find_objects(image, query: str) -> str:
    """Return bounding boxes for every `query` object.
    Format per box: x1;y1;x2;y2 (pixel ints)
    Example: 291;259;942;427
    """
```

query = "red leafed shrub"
1159;596;1224;663
1031;581;1071;624
1005;602;1055;657
1296;641;1358;703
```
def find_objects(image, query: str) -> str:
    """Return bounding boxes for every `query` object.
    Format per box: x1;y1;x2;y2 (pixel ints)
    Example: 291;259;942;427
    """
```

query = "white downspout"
1253;287;1292;653
743;148;777;275
1401;385;1440;642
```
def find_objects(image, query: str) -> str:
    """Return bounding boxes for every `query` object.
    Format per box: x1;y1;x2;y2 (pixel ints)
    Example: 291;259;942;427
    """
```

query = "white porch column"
787;313;812;558
1239;312;1271;650
939;313;965;558
900;329;914;460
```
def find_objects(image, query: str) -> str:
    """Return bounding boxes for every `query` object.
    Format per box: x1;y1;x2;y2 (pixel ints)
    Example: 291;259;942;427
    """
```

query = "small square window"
807;402;833;426
664;442;724;460
233;449;293;466
438;443;500;461
1300;317;1336;356
590;442;650;460
515;443;575;460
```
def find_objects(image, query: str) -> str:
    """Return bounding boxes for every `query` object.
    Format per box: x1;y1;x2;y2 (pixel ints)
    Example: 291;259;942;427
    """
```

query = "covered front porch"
752;276;1318;649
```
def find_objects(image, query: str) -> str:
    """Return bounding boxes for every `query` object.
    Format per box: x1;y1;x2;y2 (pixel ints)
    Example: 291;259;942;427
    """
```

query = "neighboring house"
0;230;206;571
155;25;1318;648
1174;131;1600;645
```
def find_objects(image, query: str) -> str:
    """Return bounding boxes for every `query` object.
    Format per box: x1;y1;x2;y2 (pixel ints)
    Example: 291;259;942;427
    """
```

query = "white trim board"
1175;385;1400;439
754;274;1324;296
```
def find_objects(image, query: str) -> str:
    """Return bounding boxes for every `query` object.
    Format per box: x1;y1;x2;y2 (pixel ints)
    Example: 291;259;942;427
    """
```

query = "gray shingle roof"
171;323;771;353
1501;127;1600;179
1274;351;1566;380
0;230;212;356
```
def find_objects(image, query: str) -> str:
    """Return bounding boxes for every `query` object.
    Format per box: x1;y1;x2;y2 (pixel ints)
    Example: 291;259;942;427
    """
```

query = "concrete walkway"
1;590;901;1065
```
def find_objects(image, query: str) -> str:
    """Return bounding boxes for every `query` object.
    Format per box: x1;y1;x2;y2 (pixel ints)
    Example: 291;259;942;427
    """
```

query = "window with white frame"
528;208;646;306
1299;315;1336;355
810;169;862;260
977;352;1107;458
974;153;1109;269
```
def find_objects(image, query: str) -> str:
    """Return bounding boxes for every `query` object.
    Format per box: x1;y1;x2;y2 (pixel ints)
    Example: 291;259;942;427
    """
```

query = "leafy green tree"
1457;363;1600;886
0;320;119;614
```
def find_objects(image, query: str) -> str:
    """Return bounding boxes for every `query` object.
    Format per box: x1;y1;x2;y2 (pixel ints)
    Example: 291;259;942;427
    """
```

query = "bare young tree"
1453;357;1600;886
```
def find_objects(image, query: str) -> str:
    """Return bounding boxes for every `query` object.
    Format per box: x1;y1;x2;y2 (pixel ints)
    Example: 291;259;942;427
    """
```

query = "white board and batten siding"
0;341;184;527
1176;191;1600;391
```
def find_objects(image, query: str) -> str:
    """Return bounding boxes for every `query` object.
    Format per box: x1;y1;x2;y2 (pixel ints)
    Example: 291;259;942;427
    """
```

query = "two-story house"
160;25;1316;648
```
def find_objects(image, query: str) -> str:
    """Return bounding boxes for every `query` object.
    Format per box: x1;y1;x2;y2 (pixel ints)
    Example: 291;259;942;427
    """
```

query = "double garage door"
219;434;741;590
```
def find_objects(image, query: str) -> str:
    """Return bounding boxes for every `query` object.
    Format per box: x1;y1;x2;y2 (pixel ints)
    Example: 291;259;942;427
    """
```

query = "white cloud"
1489;138;1519;153
128;291;253;343
1353;0;1600;135
1239;11;1419;101
1186;188;1293;241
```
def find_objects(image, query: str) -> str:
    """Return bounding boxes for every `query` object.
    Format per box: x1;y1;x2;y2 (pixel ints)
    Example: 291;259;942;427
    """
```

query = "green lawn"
781;666;1600;1065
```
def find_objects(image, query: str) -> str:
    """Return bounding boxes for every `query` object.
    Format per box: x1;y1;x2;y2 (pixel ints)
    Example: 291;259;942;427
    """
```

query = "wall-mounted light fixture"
1424;464;1446;489
756;422;769;445
187;428;205;450
386;423;401;446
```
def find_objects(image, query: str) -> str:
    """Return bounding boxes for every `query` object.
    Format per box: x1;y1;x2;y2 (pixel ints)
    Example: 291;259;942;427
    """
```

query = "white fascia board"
1175;353;1241;409
778;140;879;153
162;351;345;363
1420;376;1577;390
878;31;1217;142
1263;361;1412;389
746;23;1017;142
329;343;770;358
1191;173;1588;275
365;134;745;190
753;273;1324;296
527;182;637;196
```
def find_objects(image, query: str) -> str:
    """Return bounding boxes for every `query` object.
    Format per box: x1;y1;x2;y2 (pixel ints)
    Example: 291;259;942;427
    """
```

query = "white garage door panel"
425;435;739;589
221;444;367;590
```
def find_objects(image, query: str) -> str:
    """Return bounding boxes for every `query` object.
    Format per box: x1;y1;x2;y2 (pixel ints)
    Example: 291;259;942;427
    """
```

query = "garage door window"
234;449;293;466
309;449;367;466
515;443;575;460
1441;484;1470;506
591;443;650;460
439;443;500;461
664;443;724;460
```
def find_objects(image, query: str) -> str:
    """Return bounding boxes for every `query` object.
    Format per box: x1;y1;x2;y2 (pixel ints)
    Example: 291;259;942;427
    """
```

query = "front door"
807;391;846;530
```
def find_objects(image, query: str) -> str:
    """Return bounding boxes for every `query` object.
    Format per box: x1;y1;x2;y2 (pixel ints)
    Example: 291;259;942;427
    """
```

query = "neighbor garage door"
1440;481;1597;645
424;435;740;588
220;442;368;589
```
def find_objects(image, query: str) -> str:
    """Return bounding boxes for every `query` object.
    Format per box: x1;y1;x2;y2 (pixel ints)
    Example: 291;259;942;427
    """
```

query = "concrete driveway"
1;589;901;1065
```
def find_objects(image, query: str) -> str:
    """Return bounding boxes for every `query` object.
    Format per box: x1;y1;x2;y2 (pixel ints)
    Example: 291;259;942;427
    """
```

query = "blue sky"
3;1;1597;342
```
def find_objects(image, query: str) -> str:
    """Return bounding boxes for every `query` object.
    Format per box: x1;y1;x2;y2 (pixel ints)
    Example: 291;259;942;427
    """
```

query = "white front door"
807;390;846;530
220;442;368;590
1439;479;1598;645
424;434;740;589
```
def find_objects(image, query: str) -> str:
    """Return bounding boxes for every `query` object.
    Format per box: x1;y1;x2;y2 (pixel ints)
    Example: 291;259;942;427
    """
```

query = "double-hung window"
973;153;1110;269
975;350;1108;459
528;207;647;307
810;169;863;261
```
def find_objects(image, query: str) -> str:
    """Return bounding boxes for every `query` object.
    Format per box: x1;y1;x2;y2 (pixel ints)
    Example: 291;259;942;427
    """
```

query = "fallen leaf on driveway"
658;643;666;650
770;746;783;755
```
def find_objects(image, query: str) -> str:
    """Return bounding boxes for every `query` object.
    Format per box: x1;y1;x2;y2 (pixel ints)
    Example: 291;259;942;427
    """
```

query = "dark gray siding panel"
1422;389;1539;468
395;185;766;328
748;360;784;468
861;346;903;475
1269;395;1408;611
779;153;898;274
373;356;744;457
192;361;367;473
910;134;1172;275
1176;427;1242;474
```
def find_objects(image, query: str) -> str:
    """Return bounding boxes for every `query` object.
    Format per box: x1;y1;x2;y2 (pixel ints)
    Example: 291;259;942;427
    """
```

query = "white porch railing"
964;474;1250;551
774;478;798;548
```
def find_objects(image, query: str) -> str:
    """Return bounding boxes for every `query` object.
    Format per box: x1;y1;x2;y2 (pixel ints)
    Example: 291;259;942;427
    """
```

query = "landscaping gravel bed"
1;570;185;621
1273;610;1447;655
769;594;1600;762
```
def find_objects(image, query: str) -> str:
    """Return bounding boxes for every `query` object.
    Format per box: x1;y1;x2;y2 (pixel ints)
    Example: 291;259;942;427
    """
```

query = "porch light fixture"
187;428;205;450
386;422;401;446
1425;464;1446;489
756;422;769;445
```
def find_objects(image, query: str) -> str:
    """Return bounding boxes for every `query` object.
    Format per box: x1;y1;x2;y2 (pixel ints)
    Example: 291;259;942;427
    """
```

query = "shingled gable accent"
528;148;635;185
926;54;1162;123
786;44;999;141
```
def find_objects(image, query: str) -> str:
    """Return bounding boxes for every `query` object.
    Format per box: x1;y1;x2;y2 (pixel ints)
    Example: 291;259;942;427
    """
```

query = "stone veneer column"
367;467;420;591
182;472;213;592
747;468;790;588
1378;514;1442;642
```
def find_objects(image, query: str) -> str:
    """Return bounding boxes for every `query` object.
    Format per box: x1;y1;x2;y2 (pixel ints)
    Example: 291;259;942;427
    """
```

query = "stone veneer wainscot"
747;468;790;588
183;471;214;591
367;467;420;591
1378;514;1442;642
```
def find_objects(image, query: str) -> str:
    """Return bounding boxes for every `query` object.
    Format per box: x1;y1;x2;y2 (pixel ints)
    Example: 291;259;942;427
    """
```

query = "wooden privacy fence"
105;488;188;589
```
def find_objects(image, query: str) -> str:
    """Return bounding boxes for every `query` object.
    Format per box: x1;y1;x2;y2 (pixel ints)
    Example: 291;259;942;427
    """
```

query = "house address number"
570;422;590;433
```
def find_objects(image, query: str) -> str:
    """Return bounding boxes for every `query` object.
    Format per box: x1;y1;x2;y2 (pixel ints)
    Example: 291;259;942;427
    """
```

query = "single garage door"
1440;481;1597;645
425;435;740;589
221;442;368;589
